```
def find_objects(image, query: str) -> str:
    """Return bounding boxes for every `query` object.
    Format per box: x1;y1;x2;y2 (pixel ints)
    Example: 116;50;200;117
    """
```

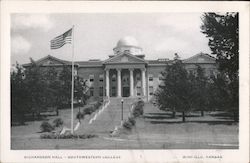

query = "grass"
11;102;238;149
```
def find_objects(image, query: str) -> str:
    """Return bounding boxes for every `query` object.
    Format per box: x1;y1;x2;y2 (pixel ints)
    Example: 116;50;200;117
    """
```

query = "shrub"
92;101;102;111
132;100;144;117
52;118;63;127
137;99;145;107
122;120;133;130
59;134;78;139
128;116;136;126
40;133;97;139
40;121;54;132
83;106;94;115
76;111;85;121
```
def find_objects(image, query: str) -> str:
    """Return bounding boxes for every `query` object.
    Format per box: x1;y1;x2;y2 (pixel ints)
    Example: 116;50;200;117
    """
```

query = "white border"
1;1;249;163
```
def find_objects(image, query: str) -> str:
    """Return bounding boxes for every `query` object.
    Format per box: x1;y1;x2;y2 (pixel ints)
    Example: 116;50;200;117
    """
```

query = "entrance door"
122;72;130;97
122;87;130;97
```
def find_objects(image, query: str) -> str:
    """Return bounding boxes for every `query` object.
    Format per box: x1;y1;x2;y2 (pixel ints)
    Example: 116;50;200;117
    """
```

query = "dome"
116;36;139;47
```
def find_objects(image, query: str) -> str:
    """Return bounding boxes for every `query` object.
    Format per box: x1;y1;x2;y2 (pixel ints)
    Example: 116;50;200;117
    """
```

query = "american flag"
50;28;72;49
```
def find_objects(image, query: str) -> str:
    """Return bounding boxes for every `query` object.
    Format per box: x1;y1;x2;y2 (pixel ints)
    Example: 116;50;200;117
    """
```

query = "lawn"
11;103;238;149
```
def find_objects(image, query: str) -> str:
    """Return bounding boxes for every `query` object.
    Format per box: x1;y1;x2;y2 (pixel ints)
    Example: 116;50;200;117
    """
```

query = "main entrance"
121;70;130;97
122;87;130;97
105;67;146;98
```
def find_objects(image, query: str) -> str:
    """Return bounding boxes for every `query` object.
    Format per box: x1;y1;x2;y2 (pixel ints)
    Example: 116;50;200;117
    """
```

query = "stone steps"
79;98;135;135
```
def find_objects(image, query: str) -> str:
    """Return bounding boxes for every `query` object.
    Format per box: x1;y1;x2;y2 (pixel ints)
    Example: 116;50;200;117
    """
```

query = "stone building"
23;36;218;101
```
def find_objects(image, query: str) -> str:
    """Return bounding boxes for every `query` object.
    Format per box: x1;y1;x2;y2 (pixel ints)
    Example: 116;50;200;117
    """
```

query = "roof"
22;55;71;67
183;53;216;64
103;52;147;64
116;36;139;48
22;53;216;68
147;59;173;66
76;61;103;67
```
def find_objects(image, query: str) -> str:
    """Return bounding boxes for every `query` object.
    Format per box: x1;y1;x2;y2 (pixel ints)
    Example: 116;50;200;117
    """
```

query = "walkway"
78;98;137;136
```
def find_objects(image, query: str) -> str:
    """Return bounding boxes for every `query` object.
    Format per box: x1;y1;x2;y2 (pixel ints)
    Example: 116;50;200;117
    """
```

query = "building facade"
23;36;218;101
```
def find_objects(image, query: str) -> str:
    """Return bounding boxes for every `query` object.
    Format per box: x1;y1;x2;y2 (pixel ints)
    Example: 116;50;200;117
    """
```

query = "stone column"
117;68;121;97
105;68;110;97
129;68;134;97
141;68;146;96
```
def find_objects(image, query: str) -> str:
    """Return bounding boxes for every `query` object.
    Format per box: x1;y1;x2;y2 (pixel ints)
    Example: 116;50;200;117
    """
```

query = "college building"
23;36;218;101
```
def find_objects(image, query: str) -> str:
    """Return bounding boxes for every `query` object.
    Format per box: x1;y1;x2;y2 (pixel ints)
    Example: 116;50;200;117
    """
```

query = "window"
149;74;153;81
112;75;116;82
90;87;94;96
99;87;103;96
99;74;104;82
149;86;154;95
89;75;94;82
137;86;141;96
136;74;141;81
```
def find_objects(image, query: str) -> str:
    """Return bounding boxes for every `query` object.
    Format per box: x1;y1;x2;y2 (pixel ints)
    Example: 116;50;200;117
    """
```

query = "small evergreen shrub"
122;120;133;130
52;118;63;127
76;111;85;121
128;116;136;126
40;121;54;132
132;99;145;117
93;101;102;111
84;106;94;115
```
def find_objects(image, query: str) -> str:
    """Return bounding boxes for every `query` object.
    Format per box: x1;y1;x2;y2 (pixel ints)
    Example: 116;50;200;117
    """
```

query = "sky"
11;13;211;65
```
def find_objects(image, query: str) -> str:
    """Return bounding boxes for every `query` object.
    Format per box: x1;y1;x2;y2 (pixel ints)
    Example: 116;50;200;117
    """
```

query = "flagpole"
71;25;75;134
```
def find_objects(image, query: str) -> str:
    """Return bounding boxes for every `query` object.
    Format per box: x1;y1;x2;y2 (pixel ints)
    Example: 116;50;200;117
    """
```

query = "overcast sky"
11;13;211;65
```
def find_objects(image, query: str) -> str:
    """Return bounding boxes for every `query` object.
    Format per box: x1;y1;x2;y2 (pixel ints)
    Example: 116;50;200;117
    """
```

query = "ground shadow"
149;120;237;125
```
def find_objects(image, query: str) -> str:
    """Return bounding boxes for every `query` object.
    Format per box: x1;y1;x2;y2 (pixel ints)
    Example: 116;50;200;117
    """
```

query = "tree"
24;59;49;117
154;58;193;122
207;73;238;121
11;63;30;125
192;66;209;116
201;13;239;80
11;60;90;123
58;66;90;108
201;13;239;121
74;76;89;107
58;66;72;107
43;66;61;115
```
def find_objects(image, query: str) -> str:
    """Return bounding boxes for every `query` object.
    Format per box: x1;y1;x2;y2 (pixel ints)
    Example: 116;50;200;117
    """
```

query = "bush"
76;111;85;121
40;121;54;132
122;120;133;130
132;100;144;117
92;101;102;112
52;118;63;127
128;116;136;126
40;133;97;139
83;106;94;115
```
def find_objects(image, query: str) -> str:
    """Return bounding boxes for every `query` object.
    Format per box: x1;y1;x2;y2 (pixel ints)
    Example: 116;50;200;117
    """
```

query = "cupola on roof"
116;36;139;47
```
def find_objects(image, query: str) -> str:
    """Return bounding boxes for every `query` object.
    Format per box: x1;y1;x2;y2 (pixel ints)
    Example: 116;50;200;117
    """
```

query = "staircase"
80;97;137;136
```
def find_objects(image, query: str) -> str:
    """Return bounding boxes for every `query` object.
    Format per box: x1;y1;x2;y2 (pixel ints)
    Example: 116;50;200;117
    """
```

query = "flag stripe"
51;43;65;49
50;28;72;49
51;37;69;43
51;39;72;45
51;37;72;43
51;41;71;47
51;43;66;49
